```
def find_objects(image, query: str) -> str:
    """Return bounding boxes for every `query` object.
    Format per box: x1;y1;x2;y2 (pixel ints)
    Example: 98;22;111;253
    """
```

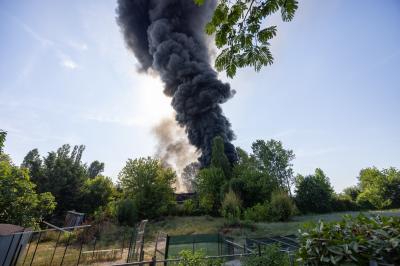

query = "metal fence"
2;221;135;266
114;234;299;266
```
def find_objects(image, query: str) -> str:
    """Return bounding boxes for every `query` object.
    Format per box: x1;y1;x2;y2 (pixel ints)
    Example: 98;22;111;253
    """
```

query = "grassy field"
147;209;400;240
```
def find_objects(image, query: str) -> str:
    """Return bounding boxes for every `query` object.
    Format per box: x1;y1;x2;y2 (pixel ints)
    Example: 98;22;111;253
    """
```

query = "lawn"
146;209;400;240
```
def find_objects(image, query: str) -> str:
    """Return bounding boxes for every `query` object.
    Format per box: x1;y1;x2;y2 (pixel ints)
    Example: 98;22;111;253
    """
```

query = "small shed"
0;224;32;266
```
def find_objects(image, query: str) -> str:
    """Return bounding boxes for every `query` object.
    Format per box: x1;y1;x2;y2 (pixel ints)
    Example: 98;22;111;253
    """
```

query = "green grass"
146;209;400;241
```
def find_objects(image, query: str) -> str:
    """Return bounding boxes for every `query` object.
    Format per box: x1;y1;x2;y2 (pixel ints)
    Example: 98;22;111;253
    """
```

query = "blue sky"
1;0;399;192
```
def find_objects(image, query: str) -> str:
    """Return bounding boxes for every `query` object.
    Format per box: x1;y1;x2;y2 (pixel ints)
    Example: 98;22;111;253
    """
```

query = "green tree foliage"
342;185;361;201
297;214;400;265
42;144;88;215
357;167;400;209
197;0;298;77
211;136;232;178
21;145;90;215
87;160;105;178
81;175;115;214
295;168;334;213
0;160;56;228
231;147;278;208
118;157;176;219
221;190;242;225
251;139;295;194
21;149;44;188
197;167;226;214
116;198;138;226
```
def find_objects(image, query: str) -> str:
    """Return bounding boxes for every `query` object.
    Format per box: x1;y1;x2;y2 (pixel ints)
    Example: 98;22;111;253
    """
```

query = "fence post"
29;231;43;266
192;235;195;254
76;238;84;266
92;237;97;261
121;231;126;257
164;235;170;266
49;230;62;265
60;232;72;266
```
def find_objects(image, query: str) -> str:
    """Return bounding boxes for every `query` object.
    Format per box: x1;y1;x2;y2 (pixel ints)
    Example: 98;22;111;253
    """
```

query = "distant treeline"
1;129;399;228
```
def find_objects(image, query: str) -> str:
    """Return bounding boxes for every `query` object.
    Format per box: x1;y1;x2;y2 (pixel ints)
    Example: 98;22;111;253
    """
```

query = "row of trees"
21;145;114;217
2;127;399;228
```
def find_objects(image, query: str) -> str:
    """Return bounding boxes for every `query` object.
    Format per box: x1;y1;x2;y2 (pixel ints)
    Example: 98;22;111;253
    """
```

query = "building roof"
0;224;25;236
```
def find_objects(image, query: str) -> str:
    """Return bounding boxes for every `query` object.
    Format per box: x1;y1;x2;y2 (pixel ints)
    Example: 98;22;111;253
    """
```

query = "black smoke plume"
116;0;237;166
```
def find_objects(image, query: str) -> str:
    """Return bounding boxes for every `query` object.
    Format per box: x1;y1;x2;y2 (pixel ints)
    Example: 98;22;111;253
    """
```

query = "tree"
41;144;88;215
357;167;400;209
196;167;226;214
0;158;56;228
181;162;200;192
21;149;44;189
211;136;232;178
342;185;361;201
87;160;105;178
251;139;295;194
81;176;115;214
231;147;278;208
118;157;176;219
295;168;334;213
196;0;298;77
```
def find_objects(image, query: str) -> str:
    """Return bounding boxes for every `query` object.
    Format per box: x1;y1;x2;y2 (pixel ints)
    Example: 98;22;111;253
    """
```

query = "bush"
243;203;269;222
268;191;296;221
178;249;223;266
297;214;400;265
331;194;360;212
243;244;290;266
221;190;242;225
116;199;138;226
183;199;195;215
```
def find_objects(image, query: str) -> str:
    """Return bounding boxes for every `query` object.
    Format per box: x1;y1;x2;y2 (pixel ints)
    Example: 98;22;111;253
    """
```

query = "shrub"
221;190;242;225
243;203;269;222
268;191;296;221
331;194;360;212
178;249;223;266
297;214;400;265
243;244;290;266
183;199;195;215
116;199;138;226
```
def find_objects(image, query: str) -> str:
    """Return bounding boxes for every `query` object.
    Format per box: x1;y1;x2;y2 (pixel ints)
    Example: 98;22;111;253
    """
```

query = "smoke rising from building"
117;0;237;167
152;118;198;192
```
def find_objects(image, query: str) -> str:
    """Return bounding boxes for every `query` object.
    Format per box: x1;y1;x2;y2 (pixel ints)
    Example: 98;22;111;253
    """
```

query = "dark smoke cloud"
117;0;237;166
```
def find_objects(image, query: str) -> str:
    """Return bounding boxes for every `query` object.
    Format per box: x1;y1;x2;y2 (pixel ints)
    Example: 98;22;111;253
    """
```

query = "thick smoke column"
117;0;237;166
